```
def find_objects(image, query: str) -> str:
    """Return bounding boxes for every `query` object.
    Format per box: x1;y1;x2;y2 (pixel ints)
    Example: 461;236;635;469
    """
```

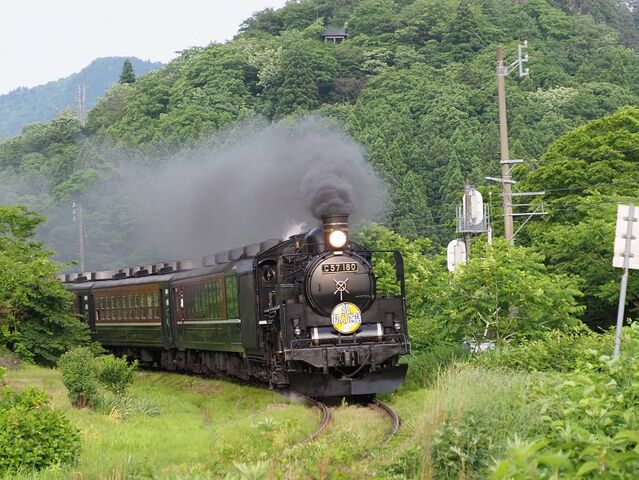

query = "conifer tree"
119;59;136;84
275;41;320;117
443;1;485;61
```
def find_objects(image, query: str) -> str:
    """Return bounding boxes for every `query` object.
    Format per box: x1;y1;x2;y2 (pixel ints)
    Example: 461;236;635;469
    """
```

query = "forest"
1;0;639;477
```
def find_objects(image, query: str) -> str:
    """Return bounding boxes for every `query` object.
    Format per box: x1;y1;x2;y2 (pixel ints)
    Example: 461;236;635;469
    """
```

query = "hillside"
0;0;637;328
0;57;162;138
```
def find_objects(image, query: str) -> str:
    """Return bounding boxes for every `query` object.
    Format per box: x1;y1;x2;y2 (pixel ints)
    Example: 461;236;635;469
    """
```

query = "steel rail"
371;399;400;447
296;396;331;446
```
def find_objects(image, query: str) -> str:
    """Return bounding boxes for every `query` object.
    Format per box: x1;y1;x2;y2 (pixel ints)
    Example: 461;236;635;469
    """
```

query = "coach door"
160;287;176;348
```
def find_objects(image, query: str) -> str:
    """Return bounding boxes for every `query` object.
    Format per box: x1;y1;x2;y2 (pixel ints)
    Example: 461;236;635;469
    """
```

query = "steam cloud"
0;117;387;270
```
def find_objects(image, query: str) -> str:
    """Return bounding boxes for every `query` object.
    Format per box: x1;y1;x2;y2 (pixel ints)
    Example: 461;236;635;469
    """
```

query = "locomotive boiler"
63;215;410;397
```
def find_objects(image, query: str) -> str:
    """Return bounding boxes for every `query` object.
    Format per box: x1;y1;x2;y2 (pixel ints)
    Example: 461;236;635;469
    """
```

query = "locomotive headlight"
294;326;302;336
329;230;347;249
393;321;401;332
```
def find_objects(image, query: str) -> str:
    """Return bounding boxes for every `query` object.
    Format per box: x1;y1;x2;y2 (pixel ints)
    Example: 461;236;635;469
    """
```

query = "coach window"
141;295;147;320
153;293;160;319
212;281;222;319
207;283;216;320
147;294;154;319
225;276;239;319
116;296;122;321
198;285;205;319
122;295;128;320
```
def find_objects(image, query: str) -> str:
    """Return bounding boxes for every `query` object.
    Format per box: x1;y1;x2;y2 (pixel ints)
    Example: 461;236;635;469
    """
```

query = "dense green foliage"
421;323;639;479
358;224;583;350
58;347;99;407
0;57;161;139
520;106;639;328
477;327;613;372
0;0;636;330
0;206;89;364
59;347;139;408
97;354;138;396
430;238;583;344
493;323;639;478
0;385;80;472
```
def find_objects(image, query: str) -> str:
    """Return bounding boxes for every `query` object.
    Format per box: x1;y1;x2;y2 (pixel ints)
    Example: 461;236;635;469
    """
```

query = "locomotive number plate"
322;262;358;274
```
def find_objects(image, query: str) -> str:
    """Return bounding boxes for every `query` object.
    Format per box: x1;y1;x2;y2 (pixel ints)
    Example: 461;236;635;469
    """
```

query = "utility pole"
77;82;87;127
74;82;87;273
72;202;86;273
495;42;528;244
496;46;514;243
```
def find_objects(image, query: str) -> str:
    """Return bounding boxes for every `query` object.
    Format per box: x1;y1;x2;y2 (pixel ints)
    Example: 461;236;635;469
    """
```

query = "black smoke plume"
0;117;387;270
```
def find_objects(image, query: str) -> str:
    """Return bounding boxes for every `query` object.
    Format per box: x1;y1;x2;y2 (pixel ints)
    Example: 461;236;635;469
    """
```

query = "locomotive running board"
288;364;407;397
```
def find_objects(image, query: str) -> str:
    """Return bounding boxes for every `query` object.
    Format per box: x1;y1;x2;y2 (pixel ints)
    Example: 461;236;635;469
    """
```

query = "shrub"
431;412;495;480
98;354;138;396
93;394;161;419
0;386;80;472
476;327;613;373
58;347;99;407
491;323;639;478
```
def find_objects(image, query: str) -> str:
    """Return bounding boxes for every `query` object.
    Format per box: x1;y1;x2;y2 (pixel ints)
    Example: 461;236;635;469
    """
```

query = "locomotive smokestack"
322;214;349;250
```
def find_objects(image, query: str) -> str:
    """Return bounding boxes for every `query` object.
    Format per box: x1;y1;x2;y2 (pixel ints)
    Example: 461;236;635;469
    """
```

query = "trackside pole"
613;205;637;359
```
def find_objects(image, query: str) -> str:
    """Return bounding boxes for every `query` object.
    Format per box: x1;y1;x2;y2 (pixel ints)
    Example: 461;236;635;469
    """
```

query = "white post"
614;204;636;359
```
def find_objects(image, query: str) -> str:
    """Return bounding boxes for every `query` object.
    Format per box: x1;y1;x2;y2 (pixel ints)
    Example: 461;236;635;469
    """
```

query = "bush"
491;323;639;478
0;386;80;472
58;347;99;407
476;327;614;373
98;354;138;396
431;412;495;480
59;348;140;410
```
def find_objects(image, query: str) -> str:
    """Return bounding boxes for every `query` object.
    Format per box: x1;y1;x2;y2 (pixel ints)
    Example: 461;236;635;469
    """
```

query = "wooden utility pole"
496;46;514;244
75;82;87;273
77;82;87;127
72;202;86;273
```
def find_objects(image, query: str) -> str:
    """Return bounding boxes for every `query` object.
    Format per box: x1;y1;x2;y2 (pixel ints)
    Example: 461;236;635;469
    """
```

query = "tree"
273;34;337;117
520;107;639;328
430;239;583;345
442;1;486;60
119;59;136;84
0;205;89;364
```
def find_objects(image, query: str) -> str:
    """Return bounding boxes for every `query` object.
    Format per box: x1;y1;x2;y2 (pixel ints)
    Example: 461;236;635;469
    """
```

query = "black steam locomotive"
63;215;410;397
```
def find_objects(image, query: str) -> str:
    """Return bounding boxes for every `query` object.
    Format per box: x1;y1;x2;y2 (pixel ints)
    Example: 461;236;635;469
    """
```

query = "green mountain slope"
1;0;638;261
82;0;638;239
0;57;162;139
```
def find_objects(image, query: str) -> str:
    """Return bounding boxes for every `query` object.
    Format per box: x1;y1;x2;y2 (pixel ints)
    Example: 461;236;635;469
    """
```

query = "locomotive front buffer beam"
284;342;409;396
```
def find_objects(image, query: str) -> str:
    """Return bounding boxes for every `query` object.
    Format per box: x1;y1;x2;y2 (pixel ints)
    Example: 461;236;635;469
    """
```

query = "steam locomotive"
62;215;410;397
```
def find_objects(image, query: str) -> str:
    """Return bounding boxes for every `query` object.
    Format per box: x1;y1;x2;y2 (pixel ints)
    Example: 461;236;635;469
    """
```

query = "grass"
4;366;316;479
3;361;537;479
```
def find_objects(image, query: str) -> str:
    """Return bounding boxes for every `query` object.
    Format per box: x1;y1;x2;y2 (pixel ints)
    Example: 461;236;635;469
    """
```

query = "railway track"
370;399;401;447
296;396;331;446
291;396;400;454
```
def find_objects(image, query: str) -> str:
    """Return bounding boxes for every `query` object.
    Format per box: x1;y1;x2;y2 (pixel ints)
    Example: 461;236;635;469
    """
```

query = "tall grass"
377;363;537;479
4;361;539;479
